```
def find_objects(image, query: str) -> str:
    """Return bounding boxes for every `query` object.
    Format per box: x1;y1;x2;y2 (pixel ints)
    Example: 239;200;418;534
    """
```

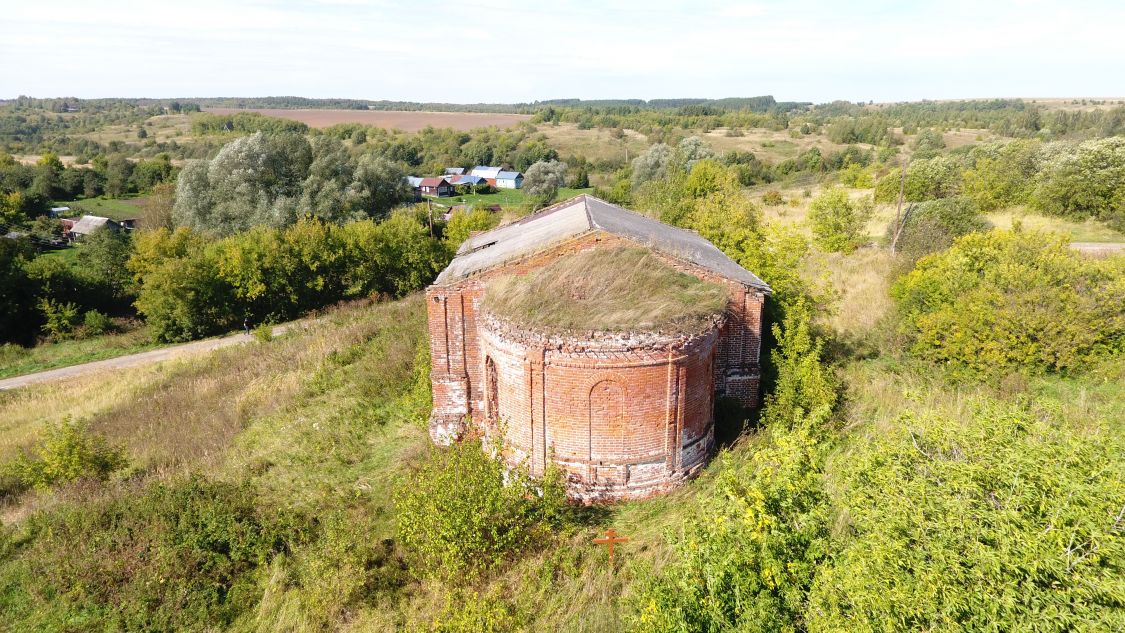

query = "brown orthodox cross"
592;528;629;566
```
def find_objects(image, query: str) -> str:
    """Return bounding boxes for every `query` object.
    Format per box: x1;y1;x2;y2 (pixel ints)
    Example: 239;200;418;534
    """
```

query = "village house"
418;177;455;197
469;165;503;180
68;215;121;241
426;195;770;502
449;174;487;188
495;170;523;189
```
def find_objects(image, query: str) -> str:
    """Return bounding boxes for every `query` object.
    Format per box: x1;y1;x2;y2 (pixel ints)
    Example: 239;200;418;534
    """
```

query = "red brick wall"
479;316;720;502
427;229;767;499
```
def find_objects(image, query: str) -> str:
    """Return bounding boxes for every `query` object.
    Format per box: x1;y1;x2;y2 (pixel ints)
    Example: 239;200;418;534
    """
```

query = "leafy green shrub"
807;187;872;253
82;309;113;336
8;417;126;490
892;229;1125;375
0;476;308;631
393;437;567;581
630;418;831;632
1031;137;1125;231
631;302;835;632
37;297;80;340
807;399;1125;632
838;163;874;188
762;189;784;206
874;155;964;203
761;302;838;430
888;196;991;259
252;322;273;343
425;588;519;633
961;139;1041;211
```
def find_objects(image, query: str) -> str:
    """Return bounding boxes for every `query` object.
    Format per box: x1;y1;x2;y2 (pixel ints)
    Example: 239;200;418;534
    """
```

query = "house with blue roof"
495;170;523;189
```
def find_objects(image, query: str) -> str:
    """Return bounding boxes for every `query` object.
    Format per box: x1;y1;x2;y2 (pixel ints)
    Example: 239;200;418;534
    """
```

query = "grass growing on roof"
483;246;729;334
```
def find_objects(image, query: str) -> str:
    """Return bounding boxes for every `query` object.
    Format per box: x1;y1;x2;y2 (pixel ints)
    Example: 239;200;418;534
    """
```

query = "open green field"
58;196;146;221
430;186;593;214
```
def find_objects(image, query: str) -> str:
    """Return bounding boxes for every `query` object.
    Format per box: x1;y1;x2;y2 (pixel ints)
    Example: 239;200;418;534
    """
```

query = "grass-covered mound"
483;246;730;334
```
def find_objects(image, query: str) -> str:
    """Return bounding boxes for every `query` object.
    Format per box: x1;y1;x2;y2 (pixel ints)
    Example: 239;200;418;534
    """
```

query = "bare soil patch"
203;108;531;132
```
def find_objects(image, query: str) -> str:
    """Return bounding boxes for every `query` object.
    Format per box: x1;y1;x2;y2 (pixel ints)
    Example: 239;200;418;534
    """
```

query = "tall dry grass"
485;247;729;333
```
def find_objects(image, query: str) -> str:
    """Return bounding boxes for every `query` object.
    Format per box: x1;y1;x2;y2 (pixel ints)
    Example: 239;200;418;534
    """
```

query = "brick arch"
588;378;626;485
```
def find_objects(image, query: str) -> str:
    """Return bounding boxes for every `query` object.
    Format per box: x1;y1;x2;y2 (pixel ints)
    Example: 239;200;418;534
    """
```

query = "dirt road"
1071;242;1125;256
0;325;293;391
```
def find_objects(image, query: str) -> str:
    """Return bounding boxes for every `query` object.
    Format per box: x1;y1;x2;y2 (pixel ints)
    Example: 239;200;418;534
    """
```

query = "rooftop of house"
434;194;770;291
495;170;522;179
70;215;116;234
483;246;730;334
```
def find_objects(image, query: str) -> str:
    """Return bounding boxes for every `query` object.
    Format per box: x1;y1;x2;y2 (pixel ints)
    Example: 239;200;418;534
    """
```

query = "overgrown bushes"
888;196;991;260
0;477;308;631
807;187;872;253
892;229;1125;375
631;295;838;631
130;212;449;341
876;138;1125;231
7;417;126;491
393;437;567;581
809;399;1125;631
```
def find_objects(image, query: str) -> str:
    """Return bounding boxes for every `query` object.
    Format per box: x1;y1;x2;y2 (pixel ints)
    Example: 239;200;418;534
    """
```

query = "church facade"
426;195;770;502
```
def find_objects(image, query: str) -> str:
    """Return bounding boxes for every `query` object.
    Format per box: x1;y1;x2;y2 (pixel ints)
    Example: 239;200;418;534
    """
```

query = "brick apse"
427;195;770;502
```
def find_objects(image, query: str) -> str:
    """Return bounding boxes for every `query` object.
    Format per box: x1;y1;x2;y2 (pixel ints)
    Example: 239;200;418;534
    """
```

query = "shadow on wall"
714;396;761;449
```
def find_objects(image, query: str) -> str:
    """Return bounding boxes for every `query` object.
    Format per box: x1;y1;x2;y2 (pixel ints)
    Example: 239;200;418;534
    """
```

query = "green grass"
34;243;83;268
0;325;156;380
57;196;146;221
434;187;593;213
485;247;729;334
986;207;1125;242
0;240;1121;631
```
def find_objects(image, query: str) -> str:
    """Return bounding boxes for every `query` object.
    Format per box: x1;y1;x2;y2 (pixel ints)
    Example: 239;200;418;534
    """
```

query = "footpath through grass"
0;327;157;380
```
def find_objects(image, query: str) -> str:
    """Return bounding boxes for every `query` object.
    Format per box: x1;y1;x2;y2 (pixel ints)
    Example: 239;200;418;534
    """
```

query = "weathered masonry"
427;195;770;502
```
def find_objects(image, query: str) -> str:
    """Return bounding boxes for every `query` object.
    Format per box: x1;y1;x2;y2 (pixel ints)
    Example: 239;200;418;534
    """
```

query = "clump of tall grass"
484;247;729;334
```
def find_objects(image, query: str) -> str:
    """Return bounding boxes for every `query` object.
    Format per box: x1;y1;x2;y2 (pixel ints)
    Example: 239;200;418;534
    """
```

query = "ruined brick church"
427;195;770;502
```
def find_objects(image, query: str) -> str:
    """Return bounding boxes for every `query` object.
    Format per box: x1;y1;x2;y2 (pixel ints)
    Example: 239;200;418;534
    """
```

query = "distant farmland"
202;108;531;131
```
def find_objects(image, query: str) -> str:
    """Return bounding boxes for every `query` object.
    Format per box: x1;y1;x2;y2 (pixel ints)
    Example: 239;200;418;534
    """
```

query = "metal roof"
70;215;116;235
470;166;503;178
495;171;522;180
444;167;465;175
451;174;486;184
419;177;449;187
406;176;423;187
434;194;770;291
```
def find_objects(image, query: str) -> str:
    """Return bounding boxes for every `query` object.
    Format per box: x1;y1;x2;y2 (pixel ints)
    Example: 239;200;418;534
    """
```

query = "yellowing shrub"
892;229;1125;375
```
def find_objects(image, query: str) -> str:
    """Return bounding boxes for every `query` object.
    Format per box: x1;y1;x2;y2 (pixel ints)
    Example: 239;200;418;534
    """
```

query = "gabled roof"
406;176;424;187
434;195;770;291
419;177;449;187
70;215;117;235
470;165;503;178
444;167;465;175
451;174;486;184
495;171;522;180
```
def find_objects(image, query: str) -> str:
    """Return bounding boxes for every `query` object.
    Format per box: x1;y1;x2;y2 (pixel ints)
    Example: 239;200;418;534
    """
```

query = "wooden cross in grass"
592;528;629;567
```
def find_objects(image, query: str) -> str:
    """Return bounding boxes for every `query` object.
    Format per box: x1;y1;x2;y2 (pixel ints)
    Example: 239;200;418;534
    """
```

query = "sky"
2;0;1123;104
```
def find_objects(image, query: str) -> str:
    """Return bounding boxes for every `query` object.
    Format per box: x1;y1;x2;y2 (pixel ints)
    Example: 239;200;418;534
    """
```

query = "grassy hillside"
1;230;1121;630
